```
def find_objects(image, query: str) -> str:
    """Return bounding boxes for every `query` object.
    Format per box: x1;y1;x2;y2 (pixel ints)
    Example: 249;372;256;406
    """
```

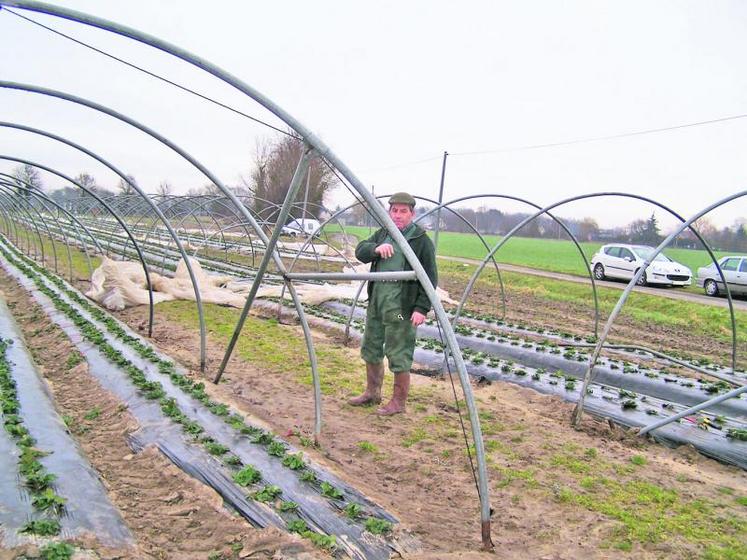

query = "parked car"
590;244;692;287
697;255;747;297
281;218;321;237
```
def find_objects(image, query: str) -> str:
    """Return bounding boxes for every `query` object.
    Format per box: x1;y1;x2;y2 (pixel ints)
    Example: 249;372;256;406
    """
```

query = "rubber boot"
348;362;384;406
376;372;410;416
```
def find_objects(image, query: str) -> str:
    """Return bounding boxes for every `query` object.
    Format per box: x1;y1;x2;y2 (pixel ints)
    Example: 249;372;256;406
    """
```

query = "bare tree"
12;164;44;194
117;174;139;196
250;134;337;223
74;172;98;192
578;217;599;242
156;180;173;196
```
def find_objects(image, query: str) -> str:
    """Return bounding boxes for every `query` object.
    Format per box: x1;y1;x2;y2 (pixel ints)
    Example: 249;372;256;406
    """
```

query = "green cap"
388;191;416;208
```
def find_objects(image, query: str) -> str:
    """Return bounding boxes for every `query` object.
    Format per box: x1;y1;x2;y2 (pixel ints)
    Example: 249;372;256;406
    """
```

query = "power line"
7;8;746;174
3;8;293;137
355;111;747;174
450;113;747;157
361;154;443;173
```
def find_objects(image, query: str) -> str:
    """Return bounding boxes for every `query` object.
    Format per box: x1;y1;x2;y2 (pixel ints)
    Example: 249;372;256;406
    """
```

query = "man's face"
389;203;414;230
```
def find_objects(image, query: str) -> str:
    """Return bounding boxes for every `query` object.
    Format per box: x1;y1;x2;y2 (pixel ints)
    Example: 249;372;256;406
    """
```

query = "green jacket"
355;223;438;316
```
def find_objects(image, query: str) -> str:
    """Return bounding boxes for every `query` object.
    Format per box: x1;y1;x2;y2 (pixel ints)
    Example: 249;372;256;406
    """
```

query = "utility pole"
433;150;448;252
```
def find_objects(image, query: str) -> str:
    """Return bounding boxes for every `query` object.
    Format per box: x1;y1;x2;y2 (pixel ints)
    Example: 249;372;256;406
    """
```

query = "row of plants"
0;238;393;551
17;217;747;379
311;300;739;400
304;301;747;438
443;307;745;376
0;337;70;546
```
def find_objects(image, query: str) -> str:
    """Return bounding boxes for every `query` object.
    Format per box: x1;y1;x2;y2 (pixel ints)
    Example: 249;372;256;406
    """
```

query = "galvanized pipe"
215;145;314;381
284;271;417;282
0;148;157;336
454;191;738;394
0;177;59;271
0;82;216;372
573;190;746;426
433;150;448;252
638;384;747;436
0;2;494;545
0;180;100;277
0;188;45;263
421;192;600;337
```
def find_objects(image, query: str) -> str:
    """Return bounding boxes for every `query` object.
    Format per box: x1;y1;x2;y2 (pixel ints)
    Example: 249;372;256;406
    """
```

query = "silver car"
590;244;692;287
697;256;747;297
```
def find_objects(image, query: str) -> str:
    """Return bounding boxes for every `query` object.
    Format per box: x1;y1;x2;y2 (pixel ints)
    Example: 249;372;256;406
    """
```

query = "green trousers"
360;284;416;373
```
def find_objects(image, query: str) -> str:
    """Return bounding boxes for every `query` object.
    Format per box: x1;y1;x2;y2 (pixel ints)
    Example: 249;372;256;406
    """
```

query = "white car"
697;256;747;297
281;218;321;237
590;244;692;287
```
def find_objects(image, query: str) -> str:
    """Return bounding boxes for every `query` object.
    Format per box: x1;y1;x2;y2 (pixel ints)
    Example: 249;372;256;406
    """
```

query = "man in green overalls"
349;192;437;415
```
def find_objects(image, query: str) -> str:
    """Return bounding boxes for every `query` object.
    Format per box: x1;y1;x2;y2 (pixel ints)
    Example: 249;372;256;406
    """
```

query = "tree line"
6;136;747;253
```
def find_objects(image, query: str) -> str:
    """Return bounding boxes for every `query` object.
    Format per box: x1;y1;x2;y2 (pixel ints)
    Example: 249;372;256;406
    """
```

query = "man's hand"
375;243;394;259
411;311;426;326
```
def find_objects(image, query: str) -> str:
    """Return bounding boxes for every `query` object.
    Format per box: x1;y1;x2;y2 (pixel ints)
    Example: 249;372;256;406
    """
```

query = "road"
439;256;747;311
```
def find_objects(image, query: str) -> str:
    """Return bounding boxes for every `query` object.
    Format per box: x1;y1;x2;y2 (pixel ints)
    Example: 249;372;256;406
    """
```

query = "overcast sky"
1;0;746;230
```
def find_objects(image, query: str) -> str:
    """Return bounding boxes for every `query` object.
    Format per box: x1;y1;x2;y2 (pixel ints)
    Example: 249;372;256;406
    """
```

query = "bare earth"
0;275;318;560
1;266;745;559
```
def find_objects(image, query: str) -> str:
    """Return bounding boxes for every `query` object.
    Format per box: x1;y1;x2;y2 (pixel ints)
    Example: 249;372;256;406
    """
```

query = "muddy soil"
9;261;745;559
110;301;747;559
0;273;318;560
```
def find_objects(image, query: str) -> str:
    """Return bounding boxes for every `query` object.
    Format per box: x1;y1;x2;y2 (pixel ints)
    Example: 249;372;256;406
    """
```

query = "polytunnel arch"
0;189;27;251
0;150;158;335
446;191;741;428
0;175;83;274
0;1;494;546
0;87;216;370
414;193;601;336
0;183;49;261
287;195;513;338
143;195;258;274
0;82;330;431
0;82;331;452
0;174;104;269
573;190;747;426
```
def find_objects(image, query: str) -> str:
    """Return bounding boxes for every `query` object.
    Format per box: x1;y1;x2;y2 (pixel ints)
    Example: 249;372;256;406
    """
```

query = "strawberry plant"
287;519;307;533
320;481;343;500
306;532;337;550
251;431;275;445
223;454;243;467
24;471;57;492
20;518;61;536
253;484;282;502
32;488;67;514
267;440;287;457
233;465;262;486
727;428;747;441
279;500;299;512
344;502;363;519
40;542;74;560
300;470;317;483
364;517;393;535
281;452;305;470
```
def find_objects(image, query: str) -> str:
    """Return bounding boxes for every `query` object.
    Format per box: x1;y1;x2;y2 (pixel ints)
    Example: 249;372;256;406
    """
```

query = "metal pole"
0;3;494;548
638;384;747;436
0;149;157;338
285;271;416;282
572;190;746;426
302;165;310;225
214;145;314;382
433;151;448;253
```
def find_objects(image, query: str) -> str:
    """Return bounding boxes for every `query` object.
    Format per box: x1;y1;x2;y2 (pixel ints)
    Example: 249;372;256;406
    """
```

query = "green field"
327;225;739;280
